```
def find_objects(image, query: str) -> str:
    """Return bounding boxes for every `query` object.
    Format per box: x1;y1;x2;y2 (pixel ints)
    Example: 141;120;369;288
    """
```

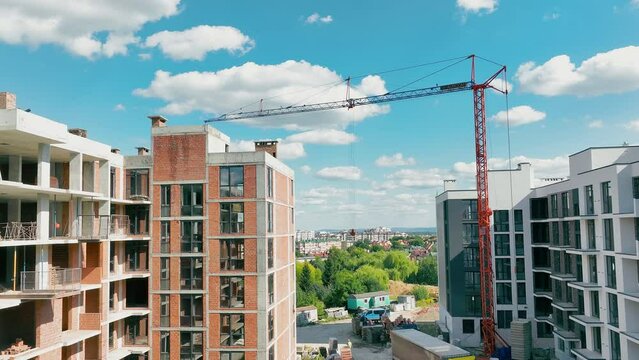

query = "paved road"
297;320;392;360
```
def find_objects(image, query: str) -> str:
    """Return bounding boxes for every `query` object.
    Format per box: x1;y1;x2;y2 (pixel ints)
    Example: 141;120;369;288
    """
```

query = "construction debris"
0;338;31;355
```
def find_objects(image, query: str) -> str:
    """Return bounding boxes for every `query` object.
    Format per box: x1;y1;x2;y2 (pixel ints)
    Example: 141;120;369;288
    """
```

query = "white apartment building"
437;146;639;360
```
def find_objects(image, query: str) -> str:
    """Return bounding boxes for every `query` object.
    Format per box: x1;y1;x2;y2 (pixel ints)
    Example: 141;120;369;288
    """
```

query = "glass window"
572;188;580;216
603;219;614;251
180;257;203;290
109;283;115;309
181;184;203;216
221;203;245;233
588;255;598;284
160;221;170;253
496;259;511;280
221;352;246;360
464;294;481;316
267;167;273;198
220;277;244;308
464;200;477;220
516;258;525;280
267;202;273;233
269;346;275;360
161;185;171;217
160;295;170;327
550;194;558;218
561;192;569;217
497;310;512;329
462;319;474;334
610;330;621;360
562;221;571;246
514;209;523;232
268;309;274;341
592;327;601;353
127;169;149;198
180;294;203;327
587;220;596;249
181;221;203;253
160;331;170;358
160;258;170;290
220;166;244;197
518;310;526;319
494;234;510;256
606;256;616;289
220;239;245;270
634;177;639;199
551;222;560;245
462;223;478;245
601;181;612;214
585;185;594;215
496;283;512;304
464;247;479;269
574;220;581;249
537;322;553;338
515;234;524;256
608;293;618;326
268;238;274;268
180;331;203;358
268;273;274;305
464;271;481;292
517;283;526;304
220;314;245;346
635;218;639;241
493;210;509;232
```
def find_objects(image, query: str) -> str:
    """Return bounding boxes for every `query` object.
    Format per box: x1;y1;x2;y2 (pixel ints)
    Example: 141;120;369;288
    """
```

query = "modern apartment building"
437;146;639;360
0;91;151;360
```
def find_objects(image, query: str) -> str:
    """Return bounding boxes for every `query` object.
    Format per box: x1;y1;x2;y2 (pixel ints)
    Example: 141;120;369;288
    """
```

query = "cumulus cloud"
286;129;356;145
134;60;389;130
230;139;305;159
453;155;569;179
625;120;639;131
387;168;453;188
144;25;254;61
588;120;604;129
300;165;312;174
138;53;152;61
316;166;362;181
305;13;333;24
456;0;498;14
489;78;513;94
0;0;180;59
113;104;126;111
491;105;546;126
515;46;639;96
375;153;416;167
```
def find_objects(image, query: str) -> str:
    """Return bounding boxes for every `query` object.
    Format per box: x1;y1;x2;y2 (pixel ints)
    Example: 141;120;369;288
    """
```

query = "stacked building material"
0;338;31;355
511;320;532;360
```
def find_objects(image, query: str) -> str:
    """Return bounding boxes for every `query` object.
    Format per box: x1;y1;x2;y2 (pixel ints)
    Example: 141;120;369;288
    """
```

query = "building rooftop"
349;291;389;299
391;329;470;357
296;305;317;312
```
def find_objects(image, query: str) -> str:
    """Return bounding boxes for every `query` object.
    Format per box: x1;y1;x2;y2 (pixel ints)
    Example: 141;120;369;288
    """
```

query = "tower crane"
206;54;508;357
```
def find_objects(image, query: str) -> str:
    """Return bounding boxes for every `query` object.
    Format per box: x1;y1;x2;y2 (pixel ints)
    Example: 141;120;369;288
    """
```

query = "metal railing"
77;215;110;239
20;268;81;292
110;215;130;237
125;334;149;346
0;222;38;240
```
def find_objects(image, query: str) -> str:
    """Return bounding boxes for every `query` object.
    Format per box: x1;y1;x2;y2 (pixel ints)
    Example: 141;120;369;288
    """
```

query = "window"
634;177;639;199
516;258;525;280
518;310;526;319
109;284;115;309
268;309;274;341
220;166;244;197
463;247;479;269
160;221;170;253
464;271;481;292
572;188;580;216
517;283;526;304
494;234;510;256
558;339;565;352
181;221;203;253
160;331;170;359
180;295;203;327
515;234;524;256
606;256;616;289
221;352;246;360
160;258;170;290
587;220;596;249
610;330;621;360
268;273;274;305
220;277;244;308
496;259;511;280
221;203;244;233
181;184;203;216
550;194;558;218
601;181;612;214
553;251;561;273
608;293;618;326
497;310;512;329
161;185;171;217
291;207;294;225
110;242;116;273
180;331;203;358
267;167;273;198
220;239;245;270
562;221;571;246
493;210;509;232
635;218;639;241
127;169;149;198
551;222;560;245
109;323;115;349
160;295;169;327
110;167;116;198
585;185;594;215
574;220;581;249
465;295;481;316
220;314;245;346
588;255;598;284
561;192;569;217
267;202;273;233
462;319;474;334
462;223;478;245
268;238;274;269
592;327;601;353
180;258;203;290
537;323;553;338
496;283;512;304
603;219;614;251
514;209;523;232
464;200;477;220
269;346;275;360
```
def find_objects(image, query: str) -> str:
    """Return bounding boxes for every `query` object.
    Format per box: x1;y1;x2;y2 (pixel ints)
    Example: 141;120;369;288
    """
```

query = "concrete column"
98;160;109;197
35;244;50;290
82;161;94;192
69;152;83;191
8;155;21;182
37;193;49;241
37;143;51;188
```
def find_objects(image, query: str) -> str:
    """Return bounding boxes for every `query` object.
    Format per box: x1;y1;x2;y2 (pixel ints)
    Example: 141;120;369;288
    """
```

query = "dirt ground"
388;280;439;299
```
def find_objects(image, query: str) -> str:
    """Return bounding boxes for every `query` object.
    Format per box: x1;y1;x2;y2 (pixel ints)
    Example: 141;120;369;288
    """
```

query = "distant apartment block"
437;146;639;360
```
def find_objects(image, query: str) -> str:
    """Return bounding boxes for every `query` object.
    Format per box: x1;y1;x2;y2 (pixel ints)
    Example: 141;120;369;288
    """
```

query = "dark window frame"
220;276;245;308
220;166;244;198
220;239;245;270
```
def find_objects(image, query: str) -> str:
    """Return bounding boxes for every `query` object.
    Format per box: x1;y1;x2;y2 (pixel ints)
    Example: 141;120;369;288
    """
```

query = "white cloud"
515;46;639;96
286;129;356;145
625;120;639;131
632;0;639;8
456;0;498;14
305;13;333;24
145;25;254;61
488;78;513;94
230;139;305;159
300;165;312;174
491;105;546;126
138;53;152;61
113;104;125;111
588;120;604;128
316;166;362;181
0;0;180;59
229;140;255;152
543;12;560;21
375;153;416;167
453;155;569;179
387;168;453;188
134;60;389;130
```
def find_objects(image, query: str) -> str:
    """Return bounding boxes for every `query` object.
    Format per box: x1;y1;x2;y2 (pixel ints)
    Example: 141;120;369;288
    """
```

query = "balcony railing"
20;268;81;292
77;215;110;239
110;215;130;237
125;334;149;346
0;222;38;241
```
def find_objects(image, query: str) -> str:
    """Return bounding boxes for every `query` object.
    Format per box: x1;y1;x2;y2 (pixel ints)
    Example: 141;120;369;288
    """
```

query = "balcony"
110;215;130;238
20;268;81;293
76;215;110;240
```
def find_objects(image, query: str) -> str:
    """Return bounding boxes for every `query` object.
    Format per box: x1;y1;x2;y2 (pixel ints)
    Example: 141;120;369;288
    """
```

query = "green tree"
411;285;430;300
355;265;389;292
322;248;352;284
408;236;425;247
409;256;438;285
327;270;365;307
383;251;418;281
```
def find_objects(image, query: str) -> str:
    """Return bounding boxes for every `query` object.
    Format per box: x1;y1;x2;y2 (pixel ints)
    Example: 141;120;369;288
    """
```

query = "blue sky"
2;0;639;230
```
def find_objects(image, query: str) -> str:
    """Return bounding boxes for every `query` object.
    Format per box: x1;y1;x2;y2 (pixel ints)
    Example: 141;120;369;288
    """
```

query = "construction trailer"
390;329;474;360
347;291;390;311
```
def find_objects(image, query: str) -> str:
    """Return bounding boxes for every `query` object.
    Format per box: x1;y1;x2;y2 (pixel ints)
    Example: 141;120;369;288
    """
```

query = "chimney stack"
111;148;121;154
0;92;16;110
254;140;278;158
148;115;167;128
136;147;149;156
69;128;88;138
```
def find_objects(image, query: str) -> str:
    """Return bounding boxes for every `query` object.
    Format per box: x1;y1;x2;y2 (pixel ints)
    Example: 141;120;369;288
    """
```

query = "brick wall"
153;134;207;181
208;238;257;273
208;313;257;349
35;299;62;356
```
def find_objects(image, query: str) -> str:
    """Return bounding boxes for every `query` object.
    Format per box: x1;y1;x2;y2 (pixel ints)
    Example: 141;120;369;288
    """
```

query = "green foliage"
383;251;417;281
408;237;425;247
411;285;430;300
327;270;366;307
297;262;323;292
408;255;438;285
355;265;389;292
